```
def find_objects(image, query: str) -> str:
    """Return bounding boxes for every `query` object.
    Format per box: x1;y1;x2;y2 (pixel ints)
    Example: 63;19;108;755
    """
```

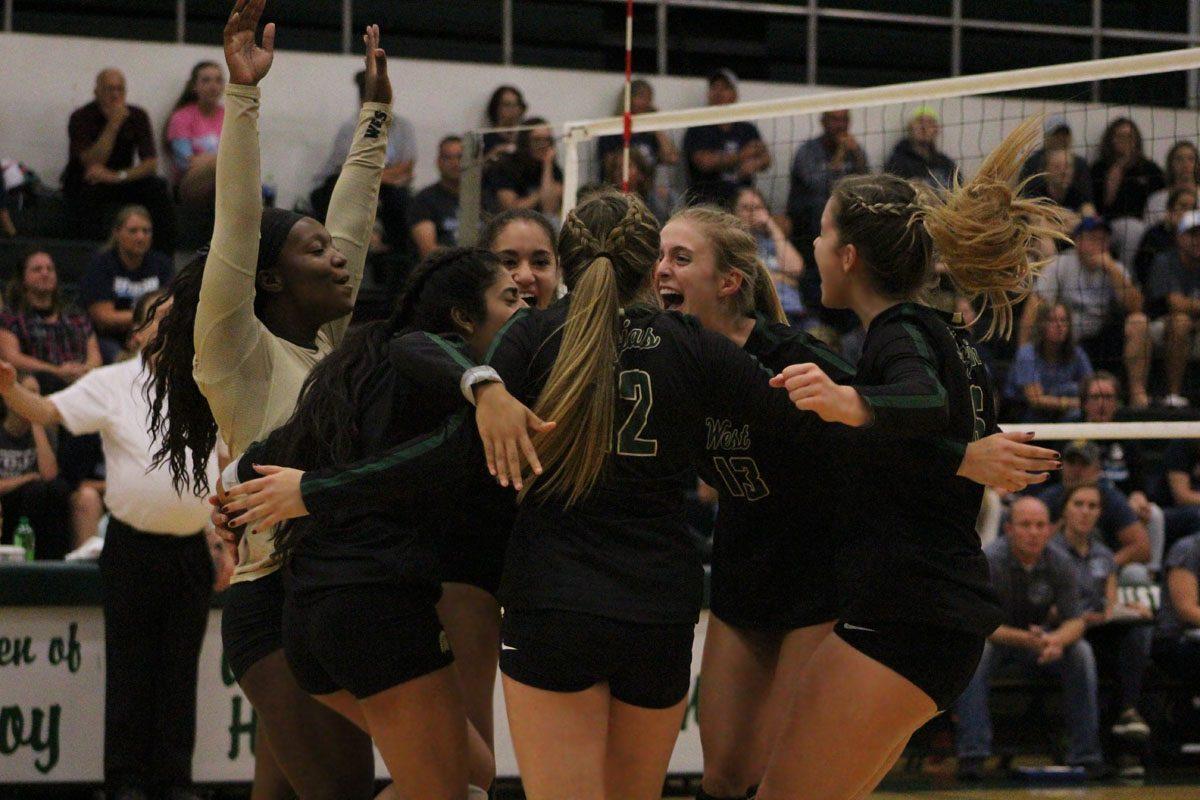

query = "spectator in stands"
0;374;70;559
1038;440;1153;573
312;69;417;252
1020;217;1149;407
1158;439;1200;550
164;61;225;210
1147;208;1200;408
80;205;173;363
1093;118;1164;221
0;290;218;800
787;108;869;319
1007;302;1093;422
682;69;770;207
409;135;463;259
733;186;806;326
1020;116;1094;209
601;146;675;223
883;106;956;188
1027;147;1100;257
62;68;177;255
1093;118;1164;267
1081;371;1185;572
955;496;1103;780
1053;483;1154;742
0;249;101;392
483;85;527;162
1134;186;1196;286
596;78;679;177
1152;533;1200;688
487;117;563;217
1144;141;1198;226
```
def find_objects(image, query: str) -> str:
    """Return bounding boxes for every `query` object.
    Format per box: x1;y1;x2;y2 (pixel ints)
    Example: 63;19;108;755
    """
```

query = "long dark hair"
1033;301;1075;365
5;249;62;315
1099;117;1145;164
162;61;222;155
486;85;526;126
266;247;504;557
143;251;222;496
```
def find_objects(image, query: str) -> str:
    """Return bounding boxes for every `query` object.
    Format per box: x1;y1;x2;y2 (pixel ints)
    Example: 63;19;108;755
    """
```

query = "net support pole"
175;0;185;43
621;0;634;192
1190;0;1200;108
459;132;484;247
561;127;586;222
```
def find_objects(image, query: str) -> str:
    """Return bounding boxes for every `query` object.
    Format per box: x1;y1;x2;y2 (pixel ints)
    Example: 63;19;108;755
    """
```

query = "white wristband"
221;458;242;491
461;366;503;405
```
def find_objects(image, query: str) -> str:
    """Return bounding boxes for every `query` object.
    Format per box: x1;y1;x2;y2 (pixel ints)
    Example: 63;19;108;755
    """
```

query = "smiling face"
655;217;734;327
490;219;560;308
266;217;354;323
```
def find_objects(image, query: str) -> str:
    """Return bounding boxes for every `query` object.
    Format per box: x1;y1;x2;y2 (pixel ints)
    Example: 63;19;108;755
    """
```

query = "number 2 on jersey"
615;370;658;456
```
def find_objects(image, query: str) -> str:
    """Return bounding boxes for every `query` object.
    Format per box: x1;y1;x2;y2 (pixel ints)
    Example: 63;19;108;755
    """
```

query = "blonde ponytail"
750;259;788;324
917;116;1069;338
521;189;661;506
831;116;1068;340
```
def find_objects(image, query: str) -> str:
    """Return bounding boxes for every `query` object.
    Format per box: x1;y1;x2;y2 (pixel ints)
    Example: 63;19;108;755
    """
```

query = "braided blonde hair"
522;189;660;505
831;116;1067;338
670;204;787;324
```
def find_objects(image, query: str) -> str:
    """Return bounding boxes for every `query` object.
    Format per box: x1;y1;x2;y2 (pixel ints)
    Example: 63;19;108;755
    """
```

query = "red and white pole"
621;0;634;192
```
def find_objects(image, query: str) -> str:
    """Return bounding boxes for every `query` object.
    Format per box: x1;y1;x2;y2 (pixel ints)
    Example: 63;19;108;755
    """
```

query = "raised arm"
193;0;275;384
321;24;393;347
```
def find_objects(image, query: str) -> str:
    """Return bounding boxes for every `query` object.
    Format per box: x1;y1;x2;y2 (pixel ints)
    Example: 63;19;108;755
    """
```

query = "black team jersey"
836;302;1004;637
238;336;483;604
294;301;818;625
699;316;856;629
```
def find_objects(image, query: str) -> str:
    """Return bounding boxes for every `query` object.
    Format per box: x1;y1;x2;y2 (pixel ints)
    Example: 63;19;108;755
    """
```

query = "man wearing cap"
1148;208;1200;407
681;69;770;206
1021;216;1150;407
884;107;957;189
1020;116;1094;209
1036;441;1153;574
955;495;1103;780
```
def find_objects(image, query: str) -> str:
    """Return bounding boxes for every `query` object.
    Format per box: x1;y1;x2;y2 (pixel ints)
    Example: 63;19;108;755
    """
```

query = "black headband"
257;207;307;275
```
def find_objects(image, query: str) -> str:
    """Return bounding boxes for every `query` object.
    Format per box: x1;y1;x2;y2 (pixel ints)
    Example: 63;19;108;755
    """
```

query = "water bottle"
262;174;278;208
13;516;34;562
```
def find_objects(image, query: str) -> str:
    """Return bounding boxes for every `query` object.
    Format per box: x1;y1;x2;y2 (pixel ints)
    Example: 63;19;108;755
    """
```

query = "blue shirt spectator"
1007;302;1092;422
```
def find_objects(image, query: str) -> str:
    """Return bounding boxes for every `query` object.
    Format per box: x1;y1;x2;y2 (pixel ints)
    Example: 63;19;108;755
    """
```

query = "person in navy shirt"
682;70;770;207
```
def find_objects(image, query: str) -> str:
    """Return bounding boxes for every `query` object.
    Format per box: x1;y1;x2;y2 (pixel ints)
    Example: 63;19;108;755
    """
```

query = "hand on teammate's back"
474;382;555;491
223;0;275;87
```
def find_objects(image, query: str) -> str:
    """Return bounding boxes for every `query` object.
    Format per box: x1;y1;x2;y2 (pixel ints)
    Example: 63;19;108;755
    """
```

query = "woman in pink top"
165;61;226;208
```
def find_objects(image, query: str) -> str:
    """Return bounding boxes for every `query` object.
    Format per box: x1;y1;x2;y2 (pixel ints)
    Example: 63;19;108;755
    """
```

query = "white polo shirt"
50;355;216;535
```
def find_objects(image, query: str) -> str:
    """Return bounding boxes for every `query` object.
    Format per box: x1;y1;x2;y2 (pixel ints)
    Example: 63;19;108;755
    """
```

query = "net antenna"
621;0;634;193
560;46;1200;220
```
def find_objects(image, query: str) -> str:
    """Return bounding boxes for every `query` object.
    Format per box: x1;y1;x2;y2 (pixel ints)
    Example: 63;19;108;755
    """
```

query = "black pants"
99;517;212;793
0;477;73;560
68;176;178;255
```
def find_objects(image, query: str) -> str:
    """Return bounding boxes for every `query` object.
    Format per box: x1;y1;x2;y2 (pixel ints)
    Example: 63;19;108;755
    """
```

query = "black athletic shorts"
835;619;985;711
221;569;286;681
282;584;454;699
499;607;694;709
434;528;507;597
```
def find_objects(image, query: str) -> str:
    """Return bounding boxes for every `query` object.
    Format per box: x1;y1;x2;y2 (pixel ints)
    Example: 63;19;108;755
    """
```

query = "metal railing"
3;0;1198;103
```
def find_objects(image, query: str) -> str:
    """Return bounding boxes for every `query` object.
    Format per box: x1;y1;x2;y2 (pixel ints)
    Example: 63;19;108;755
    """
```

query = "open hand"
223;465;308;531
958;431;1060;492
361;24;392;106
474;382;556;491
224;0;276;87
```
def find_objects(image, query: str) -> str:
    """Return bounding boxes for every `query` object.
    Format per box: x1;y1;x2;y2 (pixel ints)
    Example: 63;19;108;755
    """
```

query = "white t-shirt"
1035;249;1125;341
51;356;215;535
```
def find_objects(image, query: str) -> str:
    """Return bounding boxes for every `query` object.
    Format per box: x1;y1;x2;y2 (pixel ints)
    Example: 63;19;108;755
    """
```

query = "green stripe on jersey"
485;307;530;364
426;333;476;370
301;410;468;494
864;322;947;409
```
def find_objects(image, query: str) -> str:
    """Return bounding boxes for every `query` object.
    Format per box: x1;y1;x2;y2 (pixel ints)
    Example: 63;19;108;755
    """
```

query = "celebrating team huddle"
102;2;1069;798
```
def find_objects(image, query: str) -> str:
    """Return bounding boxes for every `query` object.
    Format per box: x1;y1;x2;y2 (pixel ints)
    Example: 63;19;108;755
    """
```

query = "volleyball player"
228;249;539;799
759;117;1068;800
483;209;563;308
657;206;1062;800
143;3;391;797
